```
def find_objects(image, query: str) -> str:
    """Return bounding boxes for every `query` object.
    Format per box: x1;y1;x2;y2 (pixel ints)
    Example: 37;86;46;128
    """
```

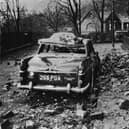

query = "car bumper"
17;82;90;94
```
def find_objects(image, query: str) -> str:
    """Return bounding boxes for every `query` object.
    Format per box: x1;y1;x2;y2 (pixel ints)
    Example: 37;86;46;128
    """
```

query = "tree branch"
92;0;102;21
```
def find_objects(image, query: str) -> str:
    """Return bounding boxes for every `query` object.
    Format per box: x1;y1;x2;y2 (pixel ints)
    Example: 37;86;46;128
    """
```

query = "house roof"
105;12;121;23
104;12;129;23
119;15;129;23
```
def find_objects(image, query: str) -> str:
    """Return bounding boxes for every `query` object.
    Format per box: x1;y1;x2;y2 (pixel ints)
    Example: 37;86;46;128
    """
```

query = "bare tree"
0;0;22;32
126;2;129;16
42;1;66;32
92;0;105;33
8;0;20;32
106;0;129;14
0;1;11;32
58;0;92;36
12;0;20;32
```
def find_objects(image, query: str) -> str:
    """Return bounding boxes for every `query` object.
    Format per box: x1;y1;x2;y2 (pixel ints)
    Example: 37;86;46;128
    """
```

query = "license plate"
40;75;61;81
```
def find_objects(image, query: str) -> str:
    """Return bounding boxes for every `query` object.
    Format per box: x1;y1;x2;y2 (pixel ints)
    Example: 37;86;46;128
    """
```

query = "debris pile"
1;45;129;129
93;51;129;129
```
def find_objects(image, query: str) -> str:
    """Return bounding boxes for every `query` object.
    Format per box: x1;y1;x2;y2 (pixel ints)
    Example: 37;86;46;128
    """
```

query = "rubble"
92;50;129;128
124;91;129;97
25;120;35;129
120;100;129;110
1;43;129;129
76;109;87;118
1;119;12;129
12;124;21;129
1;111;15;119
38;127;48;129
90;111;105;120
3;82;12;91
44;109;56;115
0;100;2;107
82;125;88;129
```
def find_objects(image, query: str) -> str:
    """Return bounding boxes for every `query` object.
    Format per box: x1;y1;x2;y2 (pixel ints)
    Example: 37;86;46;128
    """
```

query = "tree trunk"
16;18;20;32
74;22;80;36
101;21;104;33
92;0;105;33
16;5;20;33
101;0;105;33
78;0;81;36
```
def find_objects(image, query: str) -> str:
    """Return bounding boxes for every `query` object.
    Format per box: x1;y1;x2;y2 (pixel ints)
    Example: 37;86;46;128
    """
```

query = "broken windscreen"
38;44;86;54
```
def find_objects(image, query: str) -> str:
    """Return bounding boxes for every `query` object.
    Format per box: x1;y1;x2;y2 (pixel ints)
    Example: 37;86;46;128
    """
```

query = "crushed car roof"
38;32;91;47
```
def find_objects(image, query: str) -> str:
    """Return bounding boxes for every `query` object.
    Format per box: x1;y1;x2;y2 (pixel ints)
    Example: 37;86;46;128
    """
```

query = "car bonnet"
28;53;86;73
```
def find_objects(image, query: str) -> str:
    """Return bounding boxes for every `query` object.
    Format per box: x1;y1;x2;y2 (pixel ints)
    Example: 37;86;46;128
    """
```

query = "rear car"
18;32;100;94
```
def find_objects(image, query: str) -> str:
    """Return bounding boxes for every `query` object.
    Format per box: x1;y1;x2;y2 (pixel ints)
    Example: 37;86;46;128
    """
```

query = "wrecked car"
18;32;100;94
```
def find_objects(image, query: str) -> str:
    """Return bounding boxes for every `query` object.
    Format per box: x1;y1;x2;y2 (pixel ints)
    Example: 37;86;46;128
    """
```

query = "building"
60;12;129;35
105;12;129;32
81;17;100;35
81;11;129;34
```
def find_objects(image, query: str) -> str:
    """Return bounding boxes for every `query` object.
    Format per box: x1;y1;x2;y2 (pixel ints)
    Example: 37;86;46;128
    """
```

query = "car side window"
38;44;45;54
38;44;51;53
38;43;88;54
53;46;70;53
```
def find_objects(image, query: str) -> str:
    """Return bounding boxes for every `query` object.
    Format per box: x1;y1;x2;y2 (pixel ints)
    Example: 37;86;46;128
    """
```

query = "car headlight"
78;69;83;76
29;72;34;78
78;64;84;76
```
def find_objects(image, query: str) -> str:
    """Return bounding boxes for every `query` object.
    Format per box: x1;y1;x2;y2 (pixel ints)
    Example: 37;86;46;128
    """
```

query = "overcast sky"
22;0;91;11
21;0;50;11
0;0;91;12
0;0;50;12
